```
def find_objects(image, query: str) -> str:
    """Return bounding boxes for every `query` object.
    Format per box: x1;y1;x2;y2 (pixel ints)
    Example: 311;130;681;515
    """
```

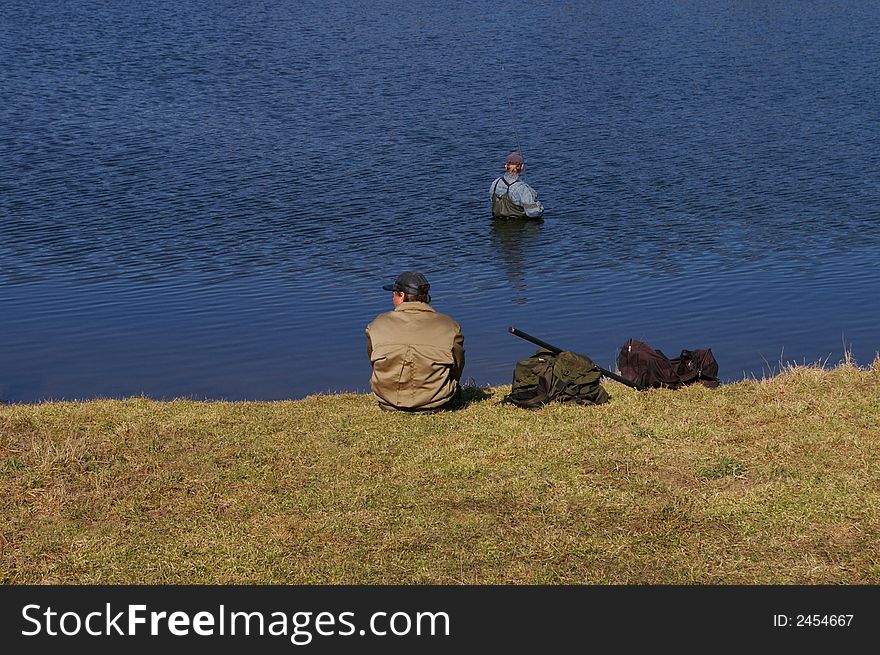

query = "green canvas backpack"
502;348;610;409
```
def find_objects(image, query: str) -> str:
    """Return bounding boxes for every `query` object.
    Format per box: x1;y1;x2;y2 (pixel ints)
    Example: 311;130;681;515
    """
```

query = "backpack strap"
493;177;520;197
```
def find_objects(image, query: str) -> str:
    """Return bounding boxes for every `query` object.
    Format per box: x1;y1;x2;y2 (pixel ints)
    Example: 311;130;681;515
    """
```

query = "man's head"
383;271;431;305
505;151;524;174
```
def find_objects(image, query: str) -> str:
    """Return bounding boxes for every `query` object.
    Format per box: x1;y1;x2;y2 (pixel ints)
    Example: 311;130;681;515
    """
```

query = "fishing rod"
500;65;522;155
508;326;645;390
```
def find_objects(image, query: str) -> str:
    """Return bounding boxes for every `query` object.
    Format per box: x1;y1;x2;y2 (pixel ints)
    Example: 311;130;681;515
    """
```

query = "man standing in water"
366;272;465;412
490;151;544;219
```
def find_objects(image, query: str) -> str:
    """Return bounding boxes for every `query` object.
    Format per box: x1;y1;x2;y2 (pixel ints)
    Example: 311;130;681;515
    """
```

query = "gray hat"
505;151;524;164
383;271;430;294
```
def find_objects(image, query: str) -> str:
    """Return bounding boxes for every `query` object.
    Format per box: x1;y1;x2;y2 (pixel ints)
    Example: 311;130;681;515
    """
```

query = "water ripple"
2;0;879;401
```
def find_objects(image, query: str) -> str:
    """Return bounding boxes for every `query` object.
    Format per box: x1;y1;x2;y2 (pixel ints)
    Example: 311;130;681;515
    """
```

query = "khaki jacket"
365;302;465;410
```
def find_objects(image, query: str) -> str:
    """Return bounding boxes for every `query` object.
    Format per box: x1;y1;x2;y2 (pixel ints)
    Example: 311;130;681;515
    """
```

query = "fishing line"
500;65;523;155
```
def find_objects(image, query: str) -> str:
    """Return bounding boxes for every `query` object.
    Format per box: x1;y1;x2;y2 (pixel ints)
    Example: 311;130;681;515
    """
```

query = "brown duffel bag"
617;339;719;390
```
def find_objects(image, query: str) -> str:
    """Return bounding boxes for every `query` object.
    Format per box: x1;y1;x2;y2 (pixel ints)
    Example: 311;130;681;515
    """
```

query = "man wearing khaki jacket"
366;272;465;411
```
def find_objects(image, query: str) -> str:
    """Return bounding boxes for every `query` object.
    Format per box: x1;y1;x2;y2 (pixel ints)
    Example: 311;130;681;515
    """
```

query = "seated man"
490;151;544;219
365;271;465;411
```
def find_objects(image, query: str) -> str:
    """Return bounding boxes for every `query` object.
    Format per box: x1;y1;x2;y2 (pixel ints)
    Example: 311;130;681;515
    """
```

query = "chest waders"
492;177;528;219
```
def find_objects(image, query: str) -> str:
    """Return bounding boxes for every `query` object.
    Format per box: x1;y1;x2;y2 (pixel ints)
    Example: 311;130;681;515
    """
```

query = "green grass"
2;359;879;584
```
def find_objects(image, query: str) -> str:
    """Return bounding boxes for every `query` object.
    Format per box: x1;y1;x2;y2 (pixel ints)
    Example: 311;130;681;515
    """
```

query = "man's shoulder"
430;310;462;332
366;309;397;329
410;305;458;324
368;305;460;327
513;180;539;200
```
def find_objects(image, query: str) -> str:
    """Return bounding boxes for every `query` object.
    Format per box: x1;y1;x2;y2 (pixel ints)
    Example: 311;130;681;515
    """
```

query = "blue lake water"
1;0;878;402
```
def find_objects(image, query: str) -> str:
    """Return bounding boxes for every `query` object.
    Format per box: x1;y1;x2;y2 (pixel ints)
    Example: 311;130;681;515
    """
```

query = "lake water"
2;0;878;402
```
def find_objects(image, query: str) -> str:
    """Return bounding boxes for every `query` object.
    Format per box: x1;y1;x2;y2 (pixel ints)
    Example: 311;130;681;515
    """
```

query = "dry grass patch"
2;361;879;584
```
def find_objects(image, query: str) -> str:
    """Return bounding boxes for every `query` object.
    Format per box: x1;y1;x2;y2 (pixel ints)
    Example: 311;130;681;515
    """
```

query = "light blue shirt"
490;172;544;218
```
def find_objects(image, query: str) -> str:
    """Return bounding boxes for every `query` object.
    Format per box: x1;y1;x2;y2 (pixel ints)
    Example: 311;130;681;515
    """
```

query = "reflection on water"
488;218;544;303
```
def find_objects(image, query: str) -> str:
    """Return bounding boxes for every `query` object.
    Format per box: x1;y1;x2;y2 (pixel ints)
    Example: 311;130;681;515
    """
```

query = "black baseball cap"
383;271;430;294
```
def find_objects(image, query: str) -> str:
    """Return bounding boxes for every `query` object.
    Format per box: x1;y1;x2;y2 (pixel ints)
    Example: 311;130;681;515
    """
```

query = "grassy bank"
2;361;879;584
